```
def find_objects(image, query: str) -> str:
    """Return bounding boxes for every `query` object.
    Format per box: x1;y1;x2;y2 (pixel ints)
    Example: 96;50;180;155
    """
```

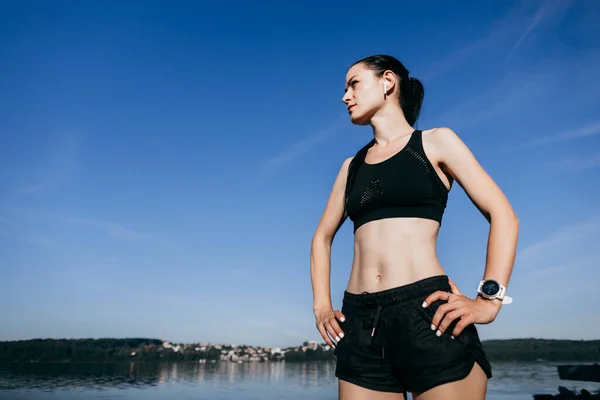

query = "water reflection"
0;361;339;391
2;361;599;399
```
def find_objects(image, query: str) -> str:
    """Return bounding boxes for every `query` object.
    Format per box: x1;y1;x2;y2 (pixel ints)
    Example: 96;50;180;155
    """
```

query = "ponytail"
400;77;424;126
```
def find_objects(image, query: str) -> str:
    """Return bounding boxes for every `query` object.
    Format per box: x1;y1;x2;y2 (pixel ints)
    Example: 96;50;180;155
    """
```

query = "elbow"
504;210;520;232
312;230;333;250
513;212;520;235
490;207;520;229
508;207;520;227
312;232;331;248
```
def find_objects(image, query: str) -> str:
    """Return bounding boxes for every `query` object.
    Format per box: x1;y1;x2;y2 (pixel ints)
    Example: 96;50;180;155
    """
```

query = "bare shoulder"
342;155;354;167
422;127;464;148
423;126;490;183
313;155;355;242
422;127;472;162
422;128;517;221
333;156;354;182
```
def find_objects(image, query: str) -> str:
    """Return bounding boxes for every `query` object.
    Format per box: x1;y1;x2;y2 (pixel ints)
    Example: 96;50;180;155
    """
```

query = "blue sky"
1;0;599;348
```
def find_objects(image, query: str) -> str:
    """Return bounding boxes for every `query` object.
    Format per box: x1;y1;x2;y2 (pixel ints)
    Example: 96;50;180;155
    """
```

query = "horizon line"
2;336;599;347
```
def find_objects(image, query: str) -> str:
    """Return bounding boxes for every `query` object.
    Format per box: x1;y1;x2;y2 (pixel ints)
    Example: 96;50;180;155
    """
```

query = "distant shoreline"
2;360;598;366
1;338;598;364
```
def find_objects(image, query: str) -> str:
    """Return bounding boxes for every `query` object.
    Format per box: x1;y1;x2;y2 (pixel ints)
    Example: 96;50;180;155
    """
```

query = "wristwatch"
477;279;512;304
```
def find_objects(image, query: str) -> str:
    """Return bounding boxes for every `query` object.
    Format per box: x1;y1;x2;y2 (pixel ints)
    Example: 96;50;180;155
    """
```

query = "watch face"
482;280;500;296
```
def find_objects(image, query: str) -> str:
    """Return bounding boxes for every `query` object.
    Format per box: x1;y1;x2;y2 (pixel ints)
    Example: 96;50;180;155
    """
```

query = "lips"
347;105;356;112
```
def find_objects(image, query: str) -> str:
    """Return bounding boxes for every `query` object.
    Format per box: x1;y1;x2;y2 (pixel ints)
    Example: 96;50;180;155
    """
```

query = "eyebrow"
346;75;358;88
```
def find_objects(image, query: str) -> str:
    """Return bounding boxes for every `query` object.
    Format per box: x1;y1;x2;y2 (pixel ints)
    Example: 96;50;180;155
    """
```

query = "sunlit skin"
310;62;519;400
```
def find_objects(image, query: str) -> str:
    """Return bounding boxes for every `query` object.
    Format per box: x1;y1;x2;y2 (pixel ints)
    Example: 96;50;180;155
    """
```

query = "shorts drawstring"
370;304;383;339
371;304;385;365
360;292;387;360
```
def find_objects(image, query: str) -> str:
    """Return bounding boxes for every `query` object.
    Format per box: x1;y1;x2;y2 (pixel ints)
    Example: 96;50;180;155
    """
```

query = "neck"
369;105;414;146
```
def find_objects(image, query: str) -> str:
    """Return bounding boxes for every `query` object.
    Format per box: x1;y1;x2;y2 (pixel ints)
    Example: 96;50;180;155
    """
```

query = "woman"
309;54;519;400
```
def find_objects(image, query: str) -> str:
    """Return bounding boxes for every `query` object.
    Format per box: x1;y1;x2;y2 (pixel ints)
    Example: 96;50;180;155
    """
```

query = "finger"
317;325;335;348
452;314;476;337
447;292;459;303
448;278;463;296
334;310;346;323
422;290;450;308
328;317;345;339
431;302;459;330
324;320;341;342
437;308;467;336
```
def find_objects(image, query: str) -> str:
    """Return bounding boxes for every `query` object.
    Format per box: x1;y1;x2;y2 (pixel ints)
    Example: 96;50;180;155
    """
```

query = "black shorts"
334;275;492;395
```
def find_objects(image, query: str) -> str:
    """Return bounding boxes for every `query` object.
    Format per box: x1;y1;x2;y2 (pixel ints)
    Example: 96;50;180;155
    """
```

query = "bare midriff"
346;217;445;294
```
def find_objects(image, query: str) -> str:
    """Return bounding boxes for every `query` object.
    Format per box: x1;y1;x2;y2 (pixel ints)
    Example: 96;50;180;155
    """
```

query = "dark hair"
337;55;424;231
353;54;424;126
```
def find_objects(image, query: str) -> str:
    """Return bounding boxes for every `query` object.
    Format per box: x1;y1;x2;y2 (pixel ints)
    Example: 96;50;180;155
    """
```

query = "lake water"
1;361;599;399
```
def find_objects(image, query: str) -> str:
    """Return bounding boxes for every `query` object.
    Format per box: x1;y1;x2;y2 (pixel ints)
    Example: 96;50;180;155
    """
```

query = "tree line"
0;338;598;363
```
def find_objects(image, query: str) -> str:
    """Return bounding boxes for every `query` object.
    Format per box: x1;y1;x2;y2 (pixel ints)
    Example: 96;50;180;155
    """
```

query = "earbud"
384;82;388;93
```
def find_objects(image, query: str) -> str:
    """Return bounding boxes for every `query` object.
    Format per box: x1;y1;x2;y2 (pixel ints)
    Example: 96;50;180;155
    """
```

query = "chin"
349;112;371;126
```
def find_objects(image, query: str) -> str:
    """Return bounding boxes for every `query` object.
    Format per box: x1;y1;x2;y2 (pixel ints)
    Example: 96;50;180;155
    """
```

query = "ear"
381;70;397;94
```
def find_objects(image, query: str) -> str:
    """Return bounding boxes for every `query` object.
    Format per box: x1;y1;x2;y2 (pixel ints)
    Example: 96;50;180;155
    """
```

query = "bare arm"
310;157;353;347
310;156;353;311
434;127;519;292
416;127;519;336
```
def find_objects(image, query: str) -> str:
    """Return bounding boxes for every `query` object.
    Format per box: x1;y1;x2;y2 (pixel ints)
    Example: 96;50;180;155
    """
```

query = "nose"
342;90;352;104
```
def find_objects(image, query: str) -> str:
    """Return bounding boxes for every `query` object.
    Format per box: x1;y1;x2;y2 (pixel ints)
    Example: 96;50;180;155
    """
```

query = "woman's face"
342;63;386;125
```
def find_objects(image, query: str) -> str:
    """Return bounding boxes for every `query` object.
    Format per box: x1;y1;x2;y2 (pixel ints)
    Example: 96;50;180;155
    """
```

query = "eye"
351;80;358;87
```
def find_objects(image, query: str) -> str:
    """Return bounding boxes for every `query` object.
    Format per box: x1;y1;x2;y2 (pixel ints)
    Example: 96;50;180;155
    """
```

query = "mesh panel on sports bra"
345;130;449;232
360;178;384;206
406;146;430;173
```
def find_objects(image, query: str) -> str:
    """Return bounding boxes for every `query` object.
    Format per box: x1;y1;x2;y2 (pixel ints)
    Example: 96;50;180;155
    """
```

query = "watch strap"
478;280;513;304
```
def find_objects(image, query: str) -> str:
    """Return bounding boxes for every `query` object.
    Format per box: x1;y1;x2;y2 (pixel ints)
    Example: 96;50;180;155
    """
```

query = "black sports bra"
346;130;449;232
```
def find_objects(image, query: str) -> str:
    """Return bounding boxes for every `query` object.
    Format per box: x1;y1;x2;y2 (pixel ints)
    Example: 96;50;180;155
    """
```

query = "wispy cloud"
421;16;513;81
505;0;572;61
255;115;347;182
0;215;57;248
520;276;598;304
519;121;600;149
422;0;571;81
430;71;544;130
525;263;575;279
433;46;600;140
58;216;177;248
19;232;59;248
512;250;600;306
421;31;510;82
0;231;58;248
517;214;600;261
551;151;600;173
9;131;80;199
265;117;346;170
